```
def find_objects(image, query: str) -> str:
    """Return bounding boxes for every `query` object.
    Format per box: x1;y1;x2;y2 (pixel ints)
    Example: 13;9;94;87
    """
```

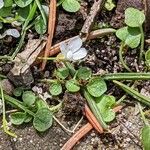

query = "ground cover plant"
1;0;150;149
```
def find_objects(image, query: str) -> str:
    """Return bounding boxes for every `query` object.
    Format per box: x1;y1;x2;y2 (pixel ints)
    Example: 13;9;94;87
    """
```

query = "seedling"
58;0;80;12
116;7;145;71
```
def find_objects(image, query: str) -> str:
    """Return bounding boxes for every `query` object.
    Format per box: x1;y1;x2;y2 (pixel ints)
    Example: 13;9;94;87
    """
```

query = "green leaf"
33;108;53;132
113;80;150;106
116;27;141;48
36;99;48;110
4;0;13;7
141;126;150;150
125;7;145;27
49;82;62;96
35;15;47;34
65;79;80;92
125;34;141;48
17;6;30;22
77;67;92;80
56;67;69;79
0;7;12;17
116;27;129;42
10;112;26;125
87;78;107;97
95;95;116;122
13;87;23;97
24;114;33;123
62;0;80;12
105;0;115;11
125;27;141;48
22;91;36;107
14;0;33;7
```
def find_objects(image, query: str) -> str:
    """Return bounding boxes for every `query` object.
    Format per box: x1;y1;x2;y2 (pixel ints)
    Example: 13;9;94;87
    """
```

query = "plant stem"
64;62;76;77
22;2;37;33
139;25;144;62
83;90;108;129
119;43;132;72
11;30;26;59
38;57;56;60
138;102;149;126
0;93;35;116
35;0;47;25
102;73;150;80
0;83;17;138
113;80;150;106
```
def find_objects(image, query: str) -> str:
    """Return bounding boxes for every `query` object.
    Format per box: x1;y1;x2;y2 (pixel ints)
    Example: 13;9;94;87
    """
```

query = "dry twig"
41;0;56;70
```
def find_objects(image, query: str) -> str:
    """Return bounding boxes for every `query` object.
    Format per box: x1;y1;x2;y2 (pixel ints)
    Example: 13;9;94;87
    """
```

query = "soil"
0;0;150;150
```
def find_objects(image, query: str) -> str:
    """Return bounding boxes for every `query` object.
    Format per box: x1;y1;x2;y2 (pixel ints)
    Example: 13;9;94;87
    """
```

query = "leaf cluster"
0;0;47;35
10;89;53;132
48;65;116;123
116;7;145;48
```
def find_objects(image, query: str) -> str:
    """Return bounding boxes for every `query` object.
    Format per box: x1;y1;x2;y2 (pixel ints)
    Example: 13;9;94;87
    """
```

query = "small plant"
58;0;80;12
0;86;54;135
43;63;118;129
116;7;145;71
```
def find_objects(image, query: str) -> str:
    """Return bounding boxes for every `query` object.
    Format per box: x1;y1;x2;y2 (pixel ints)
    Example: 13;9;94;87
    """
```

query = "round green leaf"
87;78;107;97
14;0;33;7
56;67;69;79
33;108;53;132
13;87;23;97
141;126;150;150
65;79;80;92
77;67;92;80
95;95;116;122
0;7;12;17
35;16;47;35
125;33;141;48
4;0;13;7
49;82;62;96
62;0;80;12
125;7;145;27
116;27;129;42
22;91;36;107
10;112;26;125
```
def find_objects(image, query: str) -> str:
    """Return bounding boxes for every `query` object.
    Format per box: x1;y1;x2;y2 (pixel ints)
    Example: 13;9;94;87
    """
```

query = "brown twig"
61;105;122;150
61;123;93;150
41;0;56;70
84;104;103;133
80;0;106;39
